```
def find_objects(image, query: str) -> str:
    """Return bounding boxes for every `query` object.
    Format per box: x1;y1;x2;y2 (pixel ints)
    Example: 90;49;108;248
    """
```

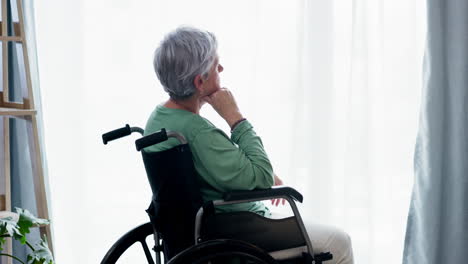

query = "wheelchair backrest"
141;143;204;259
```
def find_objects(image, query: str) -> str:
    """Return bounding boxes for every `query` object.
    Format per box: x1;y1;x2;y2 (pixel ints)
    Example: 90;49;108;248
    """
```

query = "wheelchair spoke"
140;239;155;264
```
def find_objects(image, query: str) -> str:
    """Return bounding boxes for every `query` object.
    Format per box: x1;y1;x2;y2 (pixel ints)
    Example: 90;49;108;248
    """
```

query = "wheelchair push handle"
102;124;144;144
135;128;168;151
135;128;188;151
102;124;131;144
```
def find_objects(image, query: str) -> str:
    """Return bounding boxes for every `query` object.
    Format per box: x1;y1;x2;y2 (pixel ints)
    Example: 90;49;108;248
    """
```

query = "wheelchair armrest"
223;186;303;203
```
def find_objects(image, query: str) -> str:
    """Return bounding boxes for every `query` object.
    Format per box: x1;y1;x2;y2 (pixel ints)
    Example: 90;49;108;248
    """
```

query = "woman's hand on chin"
204;88;244;128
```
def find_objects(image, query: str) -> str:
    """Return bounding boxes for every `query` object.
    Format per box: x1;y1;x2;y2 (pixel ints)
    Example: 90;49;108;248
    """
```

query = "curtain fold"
294;1;425;262
403;0;468;263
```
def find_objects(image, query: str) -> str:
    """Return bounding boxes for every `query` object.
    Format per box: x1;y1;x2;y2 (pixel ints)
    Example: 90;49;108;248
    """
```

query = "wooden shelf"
0;36;23;42
0;21;21;38
1;1;53;262
0;107;36;116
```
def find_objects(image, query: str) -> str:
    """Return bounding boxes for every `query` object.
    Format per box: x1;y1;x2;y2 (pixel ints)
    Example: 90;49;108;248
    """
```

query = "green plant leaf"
15;208;50;241
0;216;22;251
0;217;21;238
27;236;54;264
1;208;52;262
0;236;5;251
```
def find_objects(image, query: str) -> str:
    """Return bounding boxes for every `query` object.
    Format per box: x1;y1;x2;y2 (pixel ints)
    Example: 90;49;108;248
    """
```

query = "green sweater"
144;105;274;216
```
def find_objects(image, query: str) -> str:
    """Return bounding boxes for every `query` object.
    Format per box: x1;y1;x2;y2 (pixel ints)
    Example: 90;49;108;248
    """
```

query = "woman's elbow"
254;166;274;189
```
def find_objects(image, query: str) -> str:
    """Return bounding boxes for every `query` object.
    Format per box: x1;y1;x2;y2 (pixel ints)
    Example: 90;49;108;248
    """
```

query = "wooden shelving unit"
0;107;36;116
1;0;53;263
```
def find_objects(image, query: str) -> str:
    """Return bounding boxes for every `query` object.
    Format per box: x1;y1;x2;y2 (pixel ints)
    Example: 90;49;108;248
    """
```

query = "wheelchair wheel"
167;239;278;264
101;222;163;264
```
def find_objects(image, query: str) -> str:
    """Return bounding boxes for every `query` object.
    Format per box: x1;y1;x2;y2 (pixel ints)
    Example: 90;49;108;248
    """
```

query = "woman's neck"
164;97;200;114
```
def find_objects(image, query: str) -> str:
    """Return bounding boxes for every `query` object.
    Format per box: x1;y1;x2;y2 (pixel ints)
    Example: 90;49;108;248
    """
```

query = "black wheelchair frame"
100;124;333;264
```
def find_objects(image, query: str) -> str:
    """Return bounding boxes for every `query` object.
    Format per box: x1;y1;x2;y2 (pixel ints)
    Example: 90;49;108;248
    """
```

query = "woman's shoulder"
185;114;220;138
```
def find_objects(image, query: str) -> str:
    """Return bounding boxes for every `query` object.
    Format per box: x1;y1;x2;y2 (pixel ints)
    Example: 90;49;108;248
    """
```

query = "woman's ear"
193;74;204;93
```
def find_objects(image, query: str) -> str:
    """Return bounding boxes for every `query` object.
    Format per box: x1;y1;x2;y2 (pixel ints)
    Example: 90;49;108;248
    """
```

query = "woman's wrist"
230;117;247;131
225;112;244;127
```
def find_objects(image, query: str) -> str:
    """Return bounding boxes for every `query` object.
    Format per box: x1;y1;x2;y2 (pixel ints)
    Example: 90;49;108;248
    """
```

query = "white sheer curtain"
35;0;425;263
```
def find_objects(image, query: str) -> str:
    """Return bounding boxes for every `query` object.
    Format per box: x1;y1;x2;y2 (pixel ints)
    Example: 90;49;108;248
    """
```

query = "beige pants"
270;212;354;264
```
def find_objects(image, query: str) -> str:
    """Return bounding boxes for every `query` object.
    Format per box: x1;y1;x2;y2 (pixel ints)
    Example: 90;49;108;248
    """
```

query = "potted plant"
0;208;54;264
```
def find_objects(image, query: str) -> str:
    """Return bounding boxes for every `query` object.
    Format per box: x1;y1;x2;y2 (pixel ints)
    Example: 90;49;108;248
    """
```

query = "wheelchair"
100;124;333;264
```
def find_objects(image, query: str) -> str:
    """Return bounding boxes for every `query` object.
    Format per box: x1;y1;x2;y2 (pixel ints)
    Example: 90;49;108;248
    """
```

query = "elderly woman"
145;26;354;264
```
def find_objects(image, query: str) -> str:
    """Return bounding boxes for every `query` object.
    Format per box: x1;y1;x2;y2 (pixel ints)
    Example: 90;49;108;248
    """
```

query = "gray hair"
153;26;218;100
